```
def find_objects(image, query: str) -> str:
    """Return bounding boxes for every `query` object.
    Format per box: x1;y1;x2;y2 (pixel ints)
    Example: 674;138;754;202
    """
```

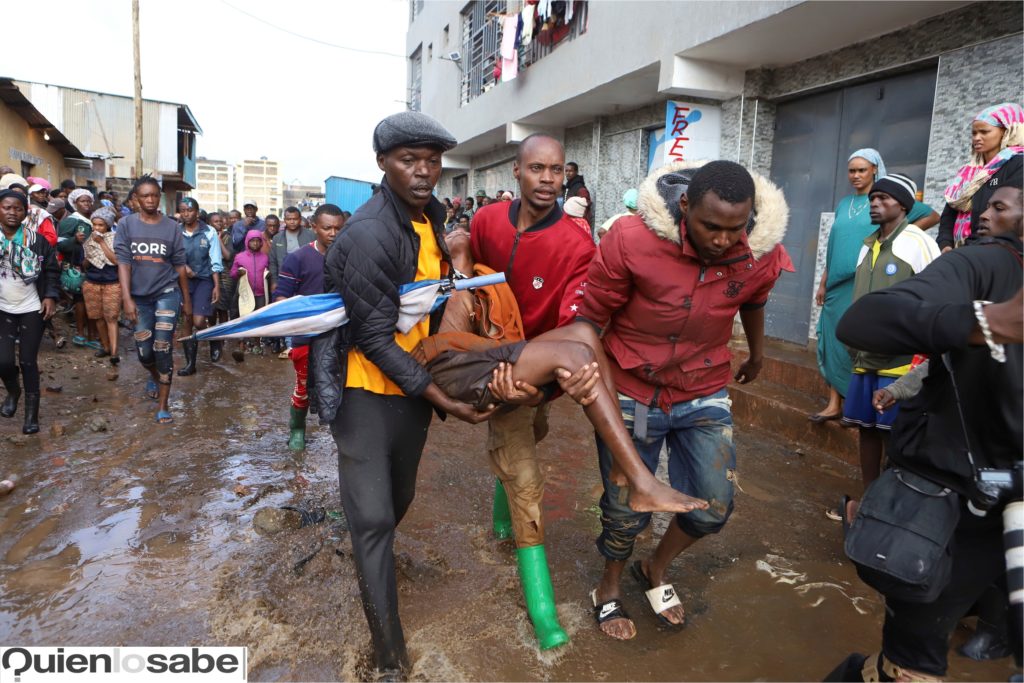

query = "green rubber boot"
516;544;570;650
492;479;513;540
287;406;307;451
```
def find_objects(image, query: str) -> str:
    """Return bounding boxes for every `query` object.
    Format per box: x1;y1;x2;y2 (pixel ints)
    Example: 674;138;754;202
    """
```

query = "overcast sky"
6;0;409;187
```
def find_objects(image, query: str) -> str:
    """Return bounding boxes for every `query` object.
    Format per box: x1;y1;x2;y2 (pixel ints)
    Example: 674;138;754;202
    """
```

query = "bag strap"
940;352;981;480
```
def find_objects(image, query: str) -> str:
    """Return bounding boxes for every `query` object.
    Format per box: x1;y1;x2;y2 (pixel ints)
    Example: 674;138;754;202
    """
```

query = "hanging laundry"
521;4;536;46
566;0;574;22
537;0;551;21
500;14;519;82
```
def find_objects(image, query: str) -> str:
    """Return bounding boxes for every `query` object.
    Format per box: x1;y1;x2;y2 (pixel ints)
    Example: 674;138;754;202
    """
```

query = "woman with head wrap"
0;189;61;434
58;188;100;348
83;207;122;364
3;182;58;248
810;149;937;428
938;102;1024;252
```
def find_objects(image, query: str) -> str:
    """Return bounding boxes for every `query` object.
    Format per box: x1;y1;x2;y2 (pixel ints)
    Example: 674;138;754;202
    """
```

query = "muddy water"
0;344;1017;681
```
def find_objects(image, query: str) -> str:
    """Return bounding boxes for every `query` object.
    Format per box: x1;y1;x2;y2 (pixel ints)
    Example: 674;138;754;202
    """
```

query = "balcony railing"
461;0;588;106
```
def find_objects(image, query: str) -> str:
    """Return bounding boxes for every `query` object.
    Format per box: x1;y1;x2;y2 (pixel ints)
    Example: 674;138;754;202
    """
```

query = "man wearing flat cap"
311;111;497;679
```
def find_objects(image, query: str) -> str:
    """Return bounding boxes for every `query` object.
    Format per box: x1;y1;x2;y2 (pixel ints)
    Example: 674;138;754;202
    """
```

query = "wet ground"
0;337;1018;682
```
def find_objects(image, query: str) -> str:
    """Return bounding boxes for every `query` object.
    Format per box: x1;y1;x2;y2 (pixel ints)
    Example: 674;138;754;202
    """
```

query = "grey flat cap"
373;111;457;154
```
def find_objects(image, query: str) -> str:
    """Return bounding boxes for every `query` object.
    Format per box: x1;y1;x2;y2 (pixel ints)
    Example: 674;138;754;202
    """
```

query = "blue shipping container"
325;176;376;214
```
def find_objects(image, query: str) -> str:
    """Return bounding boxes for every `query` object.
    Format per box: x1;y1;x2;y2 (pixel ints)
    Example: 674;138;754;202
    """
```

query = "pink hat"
26;177;51;191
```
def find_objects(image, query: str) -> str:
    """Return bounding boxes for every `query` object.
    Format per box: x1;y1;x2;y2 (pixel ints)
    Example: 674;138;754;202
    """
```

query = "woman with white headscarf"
811;149;937;428
58;188;99;348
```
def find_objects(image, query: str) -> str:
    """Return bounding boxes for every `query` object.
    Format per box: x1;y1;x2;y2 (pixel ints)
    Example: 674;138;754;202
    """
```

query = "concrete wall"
924;32;1024;207
730;1;1023;207
0;102;74;186
430;2;1023;236
407;1;796;145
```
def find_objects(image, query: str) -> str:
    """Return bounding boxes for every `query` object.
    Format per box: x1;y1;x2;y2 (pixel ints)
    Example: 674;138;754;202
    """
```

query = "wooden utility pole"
132;0;143;177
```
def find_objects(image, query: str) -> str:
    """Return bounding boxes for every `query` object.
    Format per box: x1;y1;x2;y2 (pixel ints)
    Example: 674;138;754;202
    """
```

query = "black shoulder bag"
844;355;972;603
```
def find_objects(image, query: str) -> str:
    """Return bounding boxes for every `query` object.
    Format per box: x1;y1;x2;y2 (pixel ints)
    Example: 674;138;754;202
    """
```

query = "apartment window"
461;0;506;106
428;43;433;60
409;46;423;112
443;24;449;46
409;0;424;23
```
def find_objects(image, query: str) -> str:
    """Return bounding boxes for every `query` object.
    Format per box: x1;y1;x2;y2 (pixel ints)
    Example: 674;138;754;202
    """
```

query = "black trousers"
0;310;45;394
330;388;432;673
882;511;1006;676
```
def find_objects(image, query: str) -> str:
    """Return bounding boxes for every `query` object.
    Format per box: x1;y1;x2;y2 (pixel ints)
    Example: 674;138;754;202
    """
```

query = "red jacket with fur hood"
577;162;794;411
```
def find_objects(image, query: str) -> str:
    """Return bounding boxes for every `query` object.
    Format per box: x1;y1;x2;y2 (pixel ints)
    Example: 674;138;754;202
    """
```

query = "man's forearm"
739;306;765;359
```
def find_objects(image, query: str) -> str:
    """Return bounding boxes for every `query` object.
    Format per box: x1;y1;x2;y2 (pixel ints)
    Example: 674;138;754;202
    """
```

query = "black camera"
969;464;1024;514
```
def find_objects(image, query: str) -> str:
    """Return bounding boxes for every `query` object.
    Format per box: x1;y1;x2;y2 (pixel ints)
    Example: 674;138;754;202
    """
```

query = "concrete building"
13;80;201;212
0;78;90;185
408;0;1023;346
282;182;325;214
236;157;282;217
193;158;236;212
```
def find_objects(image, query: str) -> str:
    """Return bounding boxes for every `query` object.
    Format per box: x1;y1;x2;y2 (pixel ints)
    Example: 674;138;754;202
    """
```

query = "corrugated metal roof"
15;80;197;178
0;78;86;159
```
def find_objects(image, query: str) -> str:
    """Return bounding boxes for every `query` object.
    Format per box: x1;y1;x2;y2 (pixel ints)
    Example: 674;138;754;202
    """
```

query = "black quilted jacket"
309;177;451;424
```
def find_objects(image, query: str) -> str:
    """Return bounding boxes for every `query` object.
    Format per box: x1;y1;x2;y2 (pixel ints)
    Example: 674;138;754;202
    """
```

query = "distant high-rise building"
193;158;235;211
236;157;282;217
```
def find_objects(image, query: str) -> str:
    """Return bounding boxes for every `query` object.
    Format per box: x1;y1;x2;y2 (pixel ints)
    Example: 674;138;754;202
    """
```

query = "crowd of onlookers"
440;161;596;235
0;165;352;430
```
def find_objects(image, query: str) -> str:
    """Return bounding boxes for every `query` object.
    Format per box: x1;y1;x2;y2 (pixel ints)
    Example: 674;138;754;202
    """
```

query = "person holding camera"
826;182;1023;681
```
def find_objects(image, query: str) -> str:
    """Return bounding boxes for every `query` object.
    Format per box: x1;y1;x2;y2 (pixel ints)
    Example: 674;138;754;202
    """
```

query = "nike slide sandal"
630;560;685;630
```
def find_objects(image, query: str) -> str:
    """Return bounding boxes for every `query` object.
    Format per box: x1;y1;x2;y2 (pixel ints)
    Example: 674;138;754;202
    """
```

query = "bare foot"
628;478;708;514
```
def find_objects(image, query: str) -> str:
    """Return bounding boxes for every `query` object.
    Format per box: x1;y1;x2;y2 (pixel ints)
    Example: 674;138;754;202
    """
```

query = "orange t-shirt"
346;218;441;395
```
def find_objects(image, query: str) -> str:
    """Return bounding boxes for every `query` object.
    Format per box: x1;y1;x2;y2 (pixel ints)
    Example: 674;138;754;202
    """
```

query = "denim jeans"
596;389;736;561
133;287;181;383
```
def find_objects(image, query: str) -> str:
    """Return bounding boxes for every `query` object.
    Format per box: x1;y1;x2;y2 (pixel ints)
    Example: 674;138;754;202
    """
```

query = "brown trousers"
440;290;550;547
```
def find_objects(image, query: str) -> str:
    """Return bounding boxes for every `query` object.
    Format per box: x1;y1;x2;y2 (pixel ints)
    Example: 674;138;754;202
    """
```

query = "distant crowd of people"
0;167;350;429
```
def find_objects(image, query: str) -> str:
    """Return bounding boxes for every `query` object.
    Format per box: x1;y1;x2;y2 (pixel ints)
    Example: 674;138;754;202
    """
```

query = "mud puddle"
0;340;1017;681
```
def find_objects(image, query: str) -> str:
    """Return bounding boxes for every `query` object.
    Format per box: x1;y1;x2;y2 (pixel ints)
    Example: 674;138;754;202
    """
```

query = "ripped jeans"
596;389;736;561
132;287;181;384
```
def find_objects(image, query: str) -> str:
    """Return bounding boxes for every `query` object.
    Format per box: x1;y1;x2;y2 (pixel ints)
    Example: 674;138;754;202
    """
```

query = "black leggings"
0;310;45;394
330;388;432;673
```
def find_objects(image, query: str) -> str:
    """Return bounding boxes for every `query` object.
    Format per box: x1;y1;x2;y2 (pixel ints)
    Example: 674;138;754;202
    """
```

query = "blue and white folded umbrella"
189;272;506;342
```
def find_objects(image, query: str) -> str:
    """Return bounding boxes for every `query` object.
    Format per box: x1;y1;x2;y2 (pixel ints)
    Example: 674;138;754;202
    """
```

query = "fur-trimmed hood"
636;160;789;260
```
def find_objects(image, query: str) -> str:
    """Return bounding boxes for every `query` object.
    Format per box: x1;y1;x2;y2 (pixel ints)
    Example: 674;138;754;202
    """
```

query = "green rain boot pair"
287;406;307;451
493;479;570;651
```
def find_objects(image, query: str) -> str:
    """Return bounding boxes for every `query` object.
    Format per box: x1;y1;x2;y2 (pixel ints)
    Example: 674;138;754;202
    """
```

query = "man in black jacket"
826;183;1023;681
317;111;498;680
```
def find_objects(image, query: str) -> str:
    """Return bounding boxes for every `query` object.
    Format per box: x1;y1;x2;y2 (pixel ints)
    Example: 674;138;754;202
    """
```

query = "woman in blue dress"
810;149;938;422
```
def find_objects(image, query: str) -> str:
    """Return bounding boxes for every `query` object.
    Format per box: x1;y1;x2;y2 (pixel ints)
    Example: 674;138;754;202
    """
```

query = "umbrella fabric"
193;272;506;342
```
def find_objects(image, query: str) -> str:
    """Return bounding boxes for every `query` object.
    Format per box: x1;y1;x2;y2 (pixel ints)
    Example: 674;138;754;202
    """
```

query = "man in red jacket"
579;160;792;640
469;133;597;650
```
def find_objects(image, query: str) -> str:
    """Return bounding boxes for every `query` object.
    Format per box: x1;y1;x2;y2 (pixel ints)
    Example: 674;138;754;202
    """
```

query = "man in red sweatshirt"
468;133;596;649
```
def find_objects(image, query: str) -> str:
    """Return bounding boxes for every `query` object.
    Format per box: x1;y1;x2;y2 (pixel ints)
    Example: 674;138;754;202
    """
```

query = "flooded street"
0;344;1017;682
